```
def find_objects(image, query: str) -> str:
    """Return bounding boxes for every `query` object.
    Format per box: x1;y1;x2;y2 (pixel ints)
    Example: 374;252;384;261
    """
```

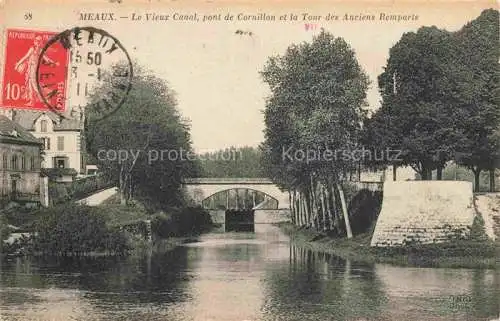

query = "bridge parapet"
183;178;275;185
183;178;290;209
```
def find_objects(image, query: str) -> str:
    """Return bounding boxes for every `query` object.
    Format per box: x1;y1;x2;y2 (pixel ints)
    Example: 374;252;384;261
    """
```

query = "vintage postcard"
0;0;498;321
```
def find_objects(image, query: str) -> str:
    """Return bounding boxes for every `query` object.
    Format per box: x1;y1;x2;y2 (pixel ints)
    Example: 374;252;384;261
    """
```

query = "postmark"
1;29;69;111
36;26;133;121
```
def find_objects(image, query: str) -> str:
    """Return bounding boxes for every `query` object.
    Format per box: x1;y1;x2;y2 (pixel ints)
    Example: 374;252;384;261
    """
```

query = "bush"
151;206;212;238
48;182;71;205
347;189;383;235
31;204;131;256
0;214;11;249
3;207;39;230
41;168;78;179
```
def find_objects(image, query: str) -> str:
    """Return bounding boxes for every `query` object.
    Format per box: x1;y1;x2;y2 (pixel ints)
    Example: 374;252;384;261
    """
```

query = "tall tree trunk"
472;168;481;192
420;165;432;180
310;176;321;231
421;168;427;180
293;190;298;225
127;174;133;203
324;184;333;231
309;179;317;230
297;193;301;226
301;192;307;227
119;164;126;205
294;191;299;226
489;168;496;192
305;190;312;228
319;184;327;231
297;192;302;226
337;183;353;239
436;166;443;180
330;184;341;234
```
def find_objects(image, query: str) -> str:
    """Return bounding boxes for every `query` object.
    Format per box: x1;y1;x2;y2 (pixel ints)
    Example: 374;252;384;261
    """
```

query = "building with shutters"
0;115;43;204
6;109;85;174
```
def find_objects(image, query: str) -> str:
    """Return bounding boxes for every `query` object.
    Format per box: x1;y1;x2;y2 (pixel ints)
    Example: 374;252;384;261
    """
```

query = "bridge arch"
183;178;290;209
200;187;279;210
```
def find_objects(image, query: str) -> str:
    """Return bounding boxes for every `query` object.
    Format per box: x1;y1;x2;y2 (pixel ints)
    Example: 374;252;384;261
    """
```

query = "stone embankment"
371;181;476;246
474;193;500;241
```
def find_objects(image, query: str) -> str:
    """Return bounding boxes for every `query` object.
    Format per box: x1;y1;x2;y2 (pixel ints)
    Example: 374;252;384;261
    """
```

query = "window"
40;120;48;132
11;155;18;170
2;154;7;169
57;136;64;151
42;137;50;150
21;156;26;170
57;159;65;168
54;157;67;168
30;156;35;170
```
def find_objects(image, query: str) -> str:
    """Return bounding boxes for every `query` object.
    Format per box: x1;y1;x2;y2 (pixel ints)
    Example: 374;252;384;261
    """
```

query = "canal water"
0;225;498;321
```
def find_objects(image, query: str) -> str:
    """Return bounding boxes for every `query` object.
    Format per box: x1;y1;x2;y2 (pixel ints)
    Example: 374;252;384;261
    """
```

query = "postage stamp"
37;26;133;120
1;28;69;111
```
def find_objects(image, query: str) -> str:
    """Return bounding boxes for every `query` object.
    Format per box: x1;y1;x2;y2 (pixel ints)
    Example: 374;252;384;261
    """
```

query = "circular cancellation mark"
35;26;133;121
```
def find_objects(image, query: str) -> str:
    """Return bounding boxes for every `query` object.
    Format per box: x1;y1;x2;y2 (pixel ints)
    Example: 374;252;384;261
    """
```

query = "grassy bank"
1;201;214;257
279;223;497;269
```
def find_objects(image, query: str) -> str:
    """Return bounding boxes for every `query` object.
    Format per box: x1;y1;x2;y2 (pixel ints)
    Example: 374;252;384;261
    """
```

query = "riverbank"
0;202;214;257
279;223;497;269
130;230;210;255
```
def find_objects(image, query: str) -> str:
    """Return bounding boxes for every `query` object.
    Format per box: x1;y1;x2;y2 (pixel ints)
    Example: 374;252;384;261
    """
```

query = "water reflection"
262;246;387;321
0;225;498;321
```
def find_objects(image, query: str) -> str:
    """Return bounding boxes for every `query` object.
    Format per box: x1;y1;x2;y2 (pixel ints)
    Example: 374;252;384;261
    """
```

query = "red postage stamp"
1;29;69;111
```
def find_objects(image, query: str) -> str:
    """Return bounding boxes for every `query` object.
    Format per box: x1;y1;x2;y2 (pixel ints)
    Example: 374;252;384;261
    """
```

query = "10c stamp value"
1;29;69;111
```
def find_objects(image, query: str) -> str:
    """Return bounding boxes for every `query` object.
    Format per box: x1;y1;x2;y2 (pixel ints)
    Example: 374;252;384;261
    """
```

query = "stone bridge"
183;178;290;209
183;178;292;227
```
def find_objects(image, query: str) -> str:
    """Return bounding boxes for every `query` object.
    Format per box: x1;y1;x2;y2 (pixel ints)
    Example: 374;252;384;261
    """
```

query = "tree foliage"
261;30;370;234
0;214;10;247
452;9;500;191
365;26;459;179
85;63;199;209
198;146;265;178
363;9;499;188
31;204;130;256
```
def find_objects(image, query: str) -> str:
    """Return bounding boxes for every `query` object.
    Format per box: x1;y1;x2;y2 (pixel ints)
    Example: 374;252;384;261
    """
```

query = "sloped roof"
0;115;42;145
12;110;81;131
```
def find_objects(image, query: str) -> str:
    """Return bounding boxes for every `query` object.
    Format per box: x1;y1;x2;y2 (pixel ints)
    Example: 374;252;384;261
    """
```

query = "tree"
261;30;369;236
198;146;265;178
453;9;499;192
366;9;499;188
369;26;460;180
86;63;199;209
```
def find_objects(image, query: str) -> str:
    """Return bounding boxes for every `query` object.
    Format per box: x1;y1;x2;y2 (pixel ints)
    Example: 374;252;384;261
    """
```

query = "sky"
1;0;496;152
